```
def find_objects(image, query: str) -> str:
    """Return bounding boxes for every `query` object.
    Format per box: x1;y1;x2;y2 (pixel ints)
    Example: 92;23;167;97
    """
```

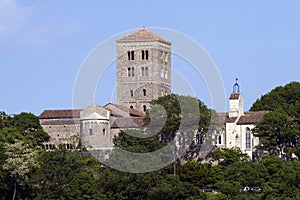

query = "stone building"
39;28;267;160
116;28;171;112
39;103;144;150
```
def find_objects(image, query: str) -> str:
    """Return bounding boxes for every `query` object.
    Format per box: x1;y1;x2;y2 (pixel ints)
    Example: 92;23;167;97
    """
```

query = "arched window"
131;51;134;60
130;89;133;97
103;129;106;136
143;89;147;96
132;67;135;76
145;67;148;76
246;127;251;149
141;50;145;60
145;50;149;60
130;105;133;109
141;67;144;76
127;51;131;60
128;67;131;77
143;105;147;112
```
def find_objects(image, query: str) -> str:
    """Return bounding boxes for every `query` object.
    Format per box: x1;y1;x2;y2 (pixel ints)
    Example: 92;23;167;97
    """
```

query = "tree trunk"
12;182;16;200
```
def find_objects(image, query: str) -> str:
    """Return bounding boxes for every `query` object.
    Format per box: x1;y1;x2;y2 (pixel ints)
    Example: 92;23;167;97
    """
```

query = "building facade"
116;28;171;112
39;29;266;160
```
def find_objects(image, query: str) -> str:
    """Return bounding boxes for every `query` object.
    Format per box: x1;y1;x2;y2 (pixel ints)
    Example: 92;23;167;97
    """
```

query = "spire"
233;78;240;93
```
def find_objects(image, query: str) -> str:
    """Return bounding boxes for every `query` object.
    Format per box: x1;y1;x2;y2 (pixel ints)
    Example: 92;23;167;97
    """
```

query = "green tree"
2;141;39;200
253;109;300;160
212;147;249;166
250;81;300;118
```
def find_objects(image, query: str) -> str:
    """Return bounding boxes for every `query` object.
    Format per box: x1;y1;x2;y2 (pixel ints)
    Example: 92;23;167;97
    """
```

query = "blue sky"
1;0;299;115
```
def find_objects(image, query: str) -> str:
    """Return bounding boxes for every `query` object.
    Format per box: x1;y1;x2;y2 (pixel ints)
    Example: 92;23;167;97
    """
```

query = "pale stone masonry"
116;28;171;112
39;29;268;160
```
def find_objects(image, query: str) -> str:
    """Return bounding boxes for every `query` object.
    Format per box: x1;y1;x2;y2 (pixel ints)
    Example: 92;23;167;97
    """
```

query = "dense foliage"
0;87;300;199
251;81;300;160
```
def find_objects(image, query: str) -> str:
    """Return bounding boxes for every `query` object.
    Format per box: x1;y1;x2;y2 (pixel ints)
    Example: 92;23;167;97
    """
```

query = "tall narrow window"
132;67;135;76
131;51;134;60
141;50;145;60
165;69;168;79
130;90;133;97
141;67;144;76
143;89;147;96
128;51;131;60
143;105;147;112
145;67;148;76
103;129;106;136
128;67;131;77
145;50;149;60
89;128;93;136
246;128;251;149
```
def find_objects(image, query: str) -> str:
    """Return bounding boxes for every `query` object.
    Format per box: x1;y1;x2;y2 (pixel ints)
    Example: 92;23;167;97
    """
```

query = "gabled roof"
39;109;82;119
117;28;171;45
217;112;237;124
111;117;144;128
104;103;145;117
237;111;268;125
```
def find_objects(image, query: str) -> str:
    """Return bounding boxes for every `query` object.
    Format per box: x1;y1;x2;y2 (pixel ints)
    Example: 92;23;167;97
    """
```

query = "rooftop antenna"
233;78;240;93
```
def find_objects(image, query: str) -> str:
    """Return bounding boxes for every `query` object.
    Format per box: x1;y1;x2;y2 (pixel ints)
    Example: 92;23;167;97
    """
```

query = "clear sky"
1;0;299;115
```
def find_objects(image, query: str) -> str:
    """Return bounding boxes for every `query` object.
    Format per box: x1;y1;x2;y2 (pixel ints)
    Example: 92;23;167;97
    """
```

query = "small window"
143;89;147;96
145;50;149;60
246;127;251;149
128;67;131;77
89;128;93;136
143;105;147;112
130;105;133;109
103;129;106;136
141;50;145;60
130;90;133;97
160;68;164;77
127;51;131;60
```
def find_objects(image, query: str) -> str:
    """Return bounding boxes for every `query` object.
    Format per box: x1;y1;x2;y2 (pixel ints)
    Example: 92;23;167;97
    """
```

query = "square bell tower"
116;28;171;112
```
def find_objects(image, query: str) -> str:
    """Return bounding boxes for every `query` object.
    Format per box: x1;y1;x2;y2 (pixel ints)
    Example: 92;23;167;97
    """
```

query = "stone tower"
116;28;171;112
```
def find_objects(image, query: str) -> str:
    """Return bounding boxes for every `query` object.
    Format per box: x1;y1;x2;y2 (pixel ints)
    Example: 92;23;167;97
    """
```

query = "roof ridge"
117;28;171;44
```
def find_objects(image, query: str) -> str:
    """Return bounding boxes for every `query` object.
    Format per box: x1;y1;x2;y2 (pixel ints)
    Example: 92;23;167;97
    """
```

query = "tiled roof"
40;120;80;125
229;93;241;100
217;112;238;124
104;103;145;117
117;28;171;44
111;117;144;128
237;111;267;125
39;109;82;119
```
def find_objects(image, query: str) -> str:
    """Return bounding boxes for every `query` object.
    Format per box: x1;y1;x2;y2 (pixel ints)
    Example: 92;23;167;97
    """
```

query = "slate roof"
39;109;82;119
117;28;171;44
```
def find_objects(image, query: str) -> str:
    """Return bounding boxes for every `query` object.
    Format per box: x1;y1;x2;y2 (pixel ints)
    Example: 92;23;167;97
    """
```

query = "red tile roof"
229;93;241;100
39;109;82;119
237;111;267;125
117;28;171;44
104;103;145;117
217;112;238;124
111;117;144;128
40;120;80;125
